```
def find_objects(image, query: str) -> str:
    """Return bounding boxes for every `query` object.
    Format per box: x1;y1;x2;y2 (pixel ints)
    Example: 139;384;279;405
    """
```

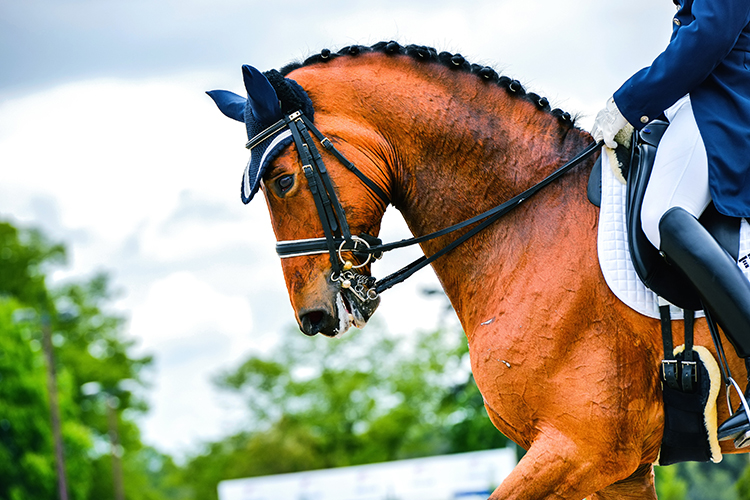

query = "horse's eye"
276;175;294;194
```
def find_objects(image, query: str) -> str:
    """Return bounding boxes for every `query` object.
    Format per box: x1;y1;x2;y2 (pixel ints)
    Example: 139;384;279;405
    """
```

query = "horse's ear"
206;90;246;123
242;64;283;125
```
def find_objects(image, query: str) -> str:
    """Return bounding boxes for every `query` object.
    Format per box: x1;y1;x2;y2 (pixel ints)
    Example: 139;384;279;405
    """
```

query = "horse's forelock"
263;69;315;120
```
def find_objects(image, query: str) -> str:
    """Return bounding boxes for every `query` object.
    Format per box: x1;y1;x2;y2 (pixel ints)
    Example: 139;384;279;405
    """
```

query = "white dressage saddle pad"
597;151;750;319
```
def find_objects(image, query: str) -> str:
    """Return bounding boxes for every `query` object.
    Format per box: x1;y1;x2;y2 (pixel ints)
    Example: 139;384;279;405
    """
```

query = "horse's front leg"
486;423;646;499
480;360;662;500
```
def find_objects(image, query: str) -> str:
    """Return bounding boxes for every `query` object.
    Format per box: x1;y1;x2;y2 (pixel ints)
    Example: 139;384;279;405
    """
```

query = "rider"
592;0;750;447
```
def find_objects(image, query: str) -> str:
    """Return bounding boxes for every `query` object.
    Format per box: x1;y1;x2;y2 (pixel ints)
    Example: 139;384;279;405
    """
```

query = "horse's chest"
468;326;553;425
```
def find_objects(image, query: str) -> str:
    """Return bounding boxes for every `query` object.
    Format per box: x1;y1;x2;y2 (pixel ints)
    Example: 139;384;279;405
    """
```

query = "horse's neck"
295;58;598;331
391;105;598;333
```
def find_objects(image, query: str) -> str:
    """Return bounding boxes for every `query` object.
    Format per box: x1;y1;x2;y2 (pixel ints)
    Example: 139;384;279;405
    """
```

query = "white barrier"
218;448;516;500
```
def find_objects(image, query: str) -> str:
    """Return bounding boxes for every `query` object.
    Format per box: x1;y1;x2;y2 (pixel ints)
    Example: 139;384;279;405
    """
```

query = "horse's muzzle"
298;289;380;337
300;309;339;337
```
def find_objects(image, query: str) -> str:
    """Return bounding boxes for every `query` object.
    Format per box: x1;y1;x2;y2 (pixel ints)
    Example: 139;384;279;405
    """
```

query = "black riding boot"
659;207;750;446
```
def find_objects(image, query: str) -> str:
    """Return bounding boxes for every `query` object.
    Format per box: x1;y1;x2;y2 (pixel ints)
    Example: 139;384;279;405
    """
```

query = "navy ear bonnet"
207;65;314;204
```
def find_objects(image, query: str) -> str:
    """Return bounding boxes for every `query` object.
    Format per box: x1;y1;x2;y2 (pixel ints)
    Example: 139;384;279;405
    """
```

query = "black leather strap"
705;307;733;385
297;118;352;240
661;305;680;391
301;115;390;206
372;140;603;293
288;117;346;273
269;107;602;301
681;309;696;393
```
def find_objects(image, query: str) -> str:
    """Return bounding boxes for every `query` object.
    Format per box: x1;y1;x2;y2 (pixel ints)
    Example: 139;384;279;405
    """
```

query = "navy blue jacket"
614;0;750;217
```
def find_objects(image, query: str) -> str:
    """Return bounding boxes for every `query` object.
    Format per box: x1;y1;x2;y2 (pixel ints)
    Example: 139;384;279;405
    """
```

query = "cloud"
0;0;681;456
0;75;257;263
0;73;283;454
1;0;675;104
128;271;256;454
129;271;254;350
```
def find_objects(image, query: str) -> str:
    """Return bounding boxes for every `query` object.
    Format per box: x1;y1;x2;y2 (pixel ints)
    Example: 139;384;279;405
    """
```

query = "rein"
260;109;603;301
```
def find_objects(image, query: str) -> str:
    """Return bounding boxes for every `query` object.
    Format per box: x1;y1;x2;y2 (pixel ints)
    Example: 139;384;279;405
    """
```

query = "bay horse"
210;42;748;499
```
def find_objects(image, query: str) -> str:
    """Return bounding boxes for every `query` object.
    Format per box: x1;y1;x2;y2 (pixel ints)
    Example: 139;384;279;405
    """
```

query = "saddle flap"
587;156;602;207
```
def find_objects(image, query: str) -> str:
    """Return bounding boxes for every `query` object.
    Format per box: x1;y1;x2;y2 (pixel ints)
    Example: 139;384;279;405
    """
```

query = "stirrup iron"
726;376;750;448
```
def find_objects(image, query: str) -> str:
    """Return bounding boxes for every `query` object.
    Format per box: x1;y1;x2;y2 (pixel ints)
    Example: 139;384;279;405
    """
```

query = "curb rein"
252;109;603;302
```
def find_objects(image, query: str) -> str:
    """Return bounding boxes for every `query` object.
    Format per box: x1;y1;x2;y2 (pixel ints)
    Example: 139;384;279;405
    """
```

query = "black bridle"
252;109;602;303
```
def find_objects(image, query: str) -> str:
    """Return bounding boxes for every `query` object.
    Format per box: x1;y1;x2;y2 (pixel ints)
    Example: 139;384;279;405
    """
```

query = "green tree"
0;222;64;309
654;464;689;500
0;220;177;500
53;273;160;500
736;457;750;500
668;454;748;500
178;321;509;500
0;298;92;500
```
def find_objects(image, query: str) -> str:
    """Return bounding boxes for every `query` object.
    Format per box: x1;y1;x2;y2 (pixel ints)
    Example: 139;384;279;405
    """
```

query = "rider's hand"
591;97;629;149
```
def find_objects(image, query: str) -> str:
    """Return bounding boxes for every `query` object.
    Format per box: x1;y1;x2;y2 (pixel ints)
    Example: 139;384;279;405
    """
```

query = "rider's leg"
659;208;750;442
641;95;750;446
641;95;711;249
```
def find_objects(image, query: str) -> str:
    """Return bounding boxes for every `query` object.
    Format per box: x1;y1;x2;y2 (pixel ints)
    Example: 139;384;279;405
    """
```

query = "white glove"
591;97;629;149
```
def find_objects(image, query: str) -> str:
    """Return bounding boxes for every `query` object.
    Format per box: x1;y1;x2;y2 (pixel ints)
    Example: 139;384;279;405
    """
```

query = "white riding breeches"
641;95;712;249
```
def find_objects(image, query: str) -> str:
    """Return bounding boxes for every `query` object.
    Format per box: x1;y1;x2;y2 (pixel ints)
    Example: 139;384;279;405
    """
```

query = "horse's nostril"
300;310;331;337
307;311;324;324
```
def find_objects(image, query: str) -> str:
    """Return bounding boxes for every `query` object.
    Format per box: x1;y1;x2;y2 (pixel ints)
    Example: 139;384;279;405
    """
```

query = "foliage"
0;220;175;500
0;222;64;308
176;321;508;500
0;297;90;500
736;456;750;500
655;464;689;500
655;439;750;499
669;454;748;500
55;273;153;450
9;219;750;500
84;445;191;500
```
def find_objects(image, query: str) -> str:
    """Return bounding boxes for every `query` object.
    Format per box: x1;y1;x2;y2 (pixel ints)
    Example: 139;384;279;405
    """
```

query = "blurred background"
3;1;749;499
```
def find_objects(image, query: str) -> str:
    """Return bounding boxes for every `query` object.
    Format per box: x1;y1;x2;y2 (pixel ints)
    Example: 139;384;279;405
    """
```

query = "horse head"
208;64;391;337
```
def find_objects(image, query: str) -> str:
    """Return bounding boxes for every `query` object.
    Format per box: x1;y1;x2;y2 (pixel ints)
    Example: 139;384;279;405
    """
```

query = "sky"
0;0;677;460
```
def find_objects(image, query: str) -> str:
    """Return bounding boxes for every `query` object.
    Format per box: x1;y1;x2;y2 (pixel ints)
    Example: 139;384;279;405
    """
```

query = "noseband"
250;109;602;303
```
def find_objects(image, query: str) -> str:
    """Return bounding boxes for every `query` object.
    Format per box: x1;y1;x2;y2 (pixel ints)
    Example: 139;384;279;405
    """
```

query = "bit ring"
338;236;372;269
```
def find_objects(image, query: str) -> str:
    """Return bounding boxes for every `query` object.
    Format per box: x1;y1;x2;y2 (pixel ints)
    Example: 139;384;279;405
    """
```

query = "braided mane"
279;41;576;126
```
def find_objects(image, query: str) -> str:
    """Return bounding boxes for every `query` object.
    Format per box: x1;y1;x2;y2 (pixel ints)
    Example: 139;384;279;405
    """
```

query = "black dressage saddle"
588;119;741;311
